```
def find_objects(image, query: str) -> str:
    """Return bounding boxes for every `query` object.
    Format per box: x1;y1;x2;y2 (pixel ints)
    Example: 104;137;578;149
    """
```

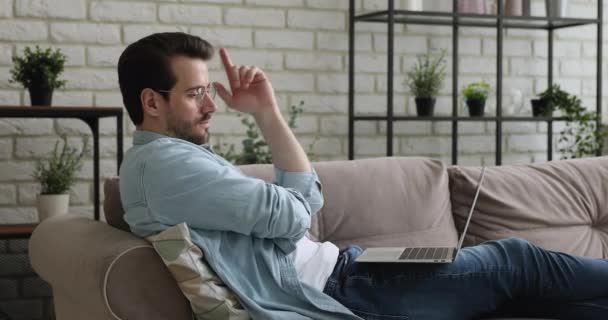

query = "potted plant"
530;84;566;117
32;135;88;221
9;46;67;106
407;50;447;117
530;97;552;117
533;84;606;159
461;81;490;117
214;101;318;164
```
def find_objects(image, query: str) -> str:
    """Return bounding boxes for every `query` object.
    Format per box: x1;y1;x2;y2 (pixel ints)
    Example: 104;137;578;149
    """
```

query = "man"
117;32;608;320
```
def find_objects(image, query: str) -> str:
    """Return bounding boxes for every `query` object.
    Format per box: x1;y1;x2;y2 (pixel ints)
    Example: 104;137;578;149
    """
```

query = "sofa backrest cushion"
105;157;458;250
104;177;129;231
240;157;458;249
448;156;608;258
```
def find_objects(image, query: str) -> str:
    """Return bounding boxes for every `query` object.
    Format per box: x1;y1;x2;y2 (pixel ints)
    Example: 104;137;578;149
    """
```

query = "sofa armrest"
29;214;192;320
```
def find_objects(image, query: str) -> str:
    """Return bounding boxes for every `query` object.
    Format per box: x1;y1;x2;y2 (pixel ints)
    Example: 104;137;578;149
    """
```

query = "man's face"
161;55;216;145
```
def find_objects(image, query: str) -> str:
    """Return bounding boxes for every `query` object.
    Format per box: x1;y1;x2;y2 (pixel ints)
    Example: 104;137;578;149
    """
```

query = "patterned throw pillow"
146;223;250;320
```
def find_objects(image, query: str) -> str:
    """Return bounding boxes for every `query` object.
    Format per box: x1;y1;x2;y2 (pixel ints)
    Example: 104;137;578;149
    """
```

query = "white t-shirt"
289;232;339;291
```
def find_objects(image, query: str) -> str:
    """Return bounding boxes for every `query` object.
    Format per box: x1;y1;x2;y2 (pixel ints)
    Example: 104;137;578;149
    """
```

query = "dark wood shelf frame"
0;106;124;223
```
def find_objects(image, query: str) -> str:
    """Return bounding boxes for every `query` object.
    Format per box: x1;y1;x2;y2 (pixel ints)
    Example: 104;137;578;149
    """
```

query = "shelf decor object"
458;0;486;14
405;0;423;11
546;0;569;17
504;0;523;16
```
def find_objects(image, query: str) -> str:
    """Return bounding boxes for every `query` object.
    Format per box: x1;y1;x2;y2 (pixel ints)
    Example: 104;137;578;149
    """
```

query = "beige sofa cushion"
107;157;458;250
448;156;608;257
240;157;459;250
103;177;129;231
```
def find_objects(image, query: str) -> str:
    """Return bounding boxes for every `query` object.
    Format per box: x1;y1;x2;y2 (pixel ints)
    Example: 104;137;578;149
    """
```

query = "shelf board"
353;115;569;122
0;223;37;239
354;10;599;30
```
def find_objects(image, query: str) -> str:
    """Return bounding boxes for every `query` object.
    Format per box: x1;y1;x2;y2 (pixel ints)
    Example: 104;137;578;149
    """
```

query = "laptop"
355;166;486;264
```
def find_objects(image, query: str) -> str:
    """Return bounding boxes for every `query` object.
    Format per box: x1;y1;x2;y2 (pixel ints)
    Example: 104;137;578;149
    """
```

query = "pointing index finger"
219;48;239;89
219;48;233;69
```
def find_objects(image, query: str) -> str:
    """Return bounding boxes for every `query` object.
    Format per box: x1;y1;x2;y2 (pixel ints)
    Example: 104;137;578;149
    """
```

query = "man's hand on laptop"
214;47;279;116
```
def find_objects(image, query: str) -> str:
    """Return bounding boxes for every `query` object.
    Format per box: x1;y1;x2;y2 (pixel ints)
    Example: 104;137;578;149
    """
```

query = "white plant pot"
405;0;423;11
37;194;70;222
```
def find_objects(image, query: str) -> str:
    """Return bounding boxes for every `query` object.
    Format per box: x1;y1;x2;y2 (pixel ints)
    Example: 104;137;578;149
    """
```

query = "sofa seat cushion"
448;156;608;258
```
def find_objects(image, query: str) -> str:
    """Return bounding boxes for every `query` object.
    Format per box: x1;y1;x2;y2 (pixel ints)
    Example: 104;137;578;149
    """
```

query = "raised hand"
214;48;278;116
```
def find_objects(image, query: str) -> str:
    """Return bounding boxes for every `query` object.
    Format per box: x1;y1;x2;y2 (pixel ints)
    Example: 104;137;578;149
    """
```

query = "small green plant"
214;101;319;165
406;49;447;98
32;136;89;195
461;81;490;102
9;46;67;89
538;84;606;159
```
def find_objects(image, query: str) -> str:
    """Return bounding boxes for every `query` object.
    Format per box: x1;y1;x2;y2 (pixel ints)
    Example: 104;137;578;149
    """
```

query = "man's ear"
140;88;163;118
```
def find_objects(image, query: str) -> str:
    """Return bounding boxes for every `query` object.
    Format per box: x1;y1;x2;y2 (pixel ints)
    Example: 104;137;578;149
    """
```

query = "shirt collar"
132;130;169;145
132;130;213;151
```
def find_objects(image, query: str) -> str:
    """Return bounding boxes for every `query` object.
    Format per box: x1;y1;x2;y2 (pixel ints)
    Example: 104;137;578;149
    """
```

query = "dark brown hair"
117;32;214;125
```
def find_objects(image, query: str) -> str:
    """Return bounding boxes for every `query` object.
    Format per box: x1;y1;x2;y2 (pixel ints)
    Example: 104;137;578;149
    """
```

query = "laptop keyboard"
398;247;450;260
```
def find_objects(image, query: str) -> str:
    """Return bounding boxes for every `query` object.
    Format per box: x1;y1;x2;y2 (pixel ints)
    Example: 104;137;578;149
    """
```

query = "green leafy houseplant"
10;46;67;106
535;84;606;159
33;135;89;195
214;101;318;165
406;49;447;117
461;81;490;117
461;81;490;101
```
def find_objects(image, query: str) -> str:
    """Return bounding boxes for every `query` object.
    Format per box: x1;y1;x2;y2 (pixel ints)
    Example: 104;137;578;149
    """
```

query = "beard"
165;112;210;145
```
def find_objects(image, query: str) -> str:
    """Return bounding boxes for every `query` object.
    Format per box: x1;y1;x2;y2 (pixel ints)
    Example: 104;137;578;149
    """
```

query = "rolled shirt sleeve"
273;166;324;215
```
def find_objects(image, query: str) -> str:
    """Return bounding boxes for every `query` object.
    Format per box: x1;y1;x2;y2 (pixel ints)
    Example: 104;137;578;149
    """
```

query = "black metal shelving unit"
347;0;603;165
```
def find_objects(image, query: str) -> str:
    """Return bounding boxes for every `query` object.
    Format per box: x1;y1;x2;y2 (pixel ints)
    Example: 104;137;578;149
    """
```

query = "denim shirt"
119;131;361;320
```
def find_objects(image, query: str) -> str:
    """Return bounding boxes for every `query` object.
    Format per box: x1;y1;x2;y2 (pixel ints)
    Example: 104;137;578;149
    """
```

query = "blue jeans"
322;238;608;320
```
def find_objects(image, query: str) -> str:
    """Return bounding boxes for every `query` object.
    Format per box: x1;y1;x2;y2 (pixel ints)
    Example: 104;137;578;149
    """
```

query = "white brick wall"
51;23;121;44
254;30;313;49
91;2;155;23
285;53;343;71
0;184;16;205
0;21;47;41
0;138;11;159
0;0;605;222
160;4;222;25
225;8;284;27
287;10;345;30
0;0;12;18
16;0;86;19
190;28;254;49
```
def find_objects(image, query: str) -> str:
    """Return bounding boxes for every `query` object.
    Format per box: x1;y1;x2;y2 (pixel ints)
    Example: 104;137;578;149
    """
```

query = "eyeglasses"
156;84;216;106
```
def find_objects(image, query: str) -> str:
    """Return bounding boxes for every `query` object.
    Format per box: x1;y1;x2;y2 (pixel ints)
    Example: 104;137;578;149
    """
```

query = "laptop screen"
455;166;486;254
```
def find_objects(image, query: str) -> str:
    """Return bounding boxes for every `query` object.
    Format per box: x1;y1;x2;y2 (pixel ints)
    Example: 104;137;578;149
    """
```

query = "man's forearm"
253;105;311;172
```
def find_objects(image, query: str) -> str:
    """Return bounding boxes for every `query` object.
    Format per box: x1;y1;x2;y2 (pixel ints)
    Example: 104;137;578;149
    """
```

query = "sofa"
29;156;608;320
